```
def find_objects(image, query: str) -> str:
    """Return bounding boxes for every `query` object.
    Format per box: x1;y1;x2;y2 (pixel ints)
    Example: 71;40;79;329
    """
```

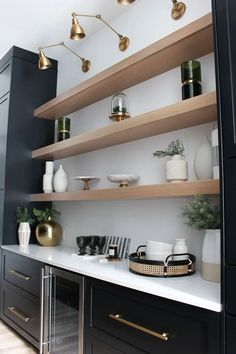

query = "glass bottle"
181;60;202;100
109;92;130;122
57;117;70;141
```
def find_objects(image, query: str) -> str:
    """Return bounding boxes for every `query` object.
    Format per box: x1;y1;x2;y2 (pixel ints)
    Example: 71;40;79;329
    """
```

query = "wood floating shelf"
34;13;213;120
32;92;217;160
31;180;219;202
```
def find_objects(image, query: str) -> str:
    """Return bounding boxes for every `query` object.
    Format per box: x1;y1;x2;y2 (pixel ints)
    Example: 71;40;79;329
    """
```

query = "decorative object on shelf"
173;239;188;260
182;195;221;282
33;207;62;246
194;136;213;180
153;139;188;183
181;60;202;100
117;0;135;4
88;236;100;255
71;176;100;190
103;236;131;258
43;161;54;193
129;246;195;277
171;0;186;20
53;165;68;192
70;12;129;51
76;236;91;255
16;207;34;247
211;123;219;179
108;244;118;259
57;117;70;142
107;174;140;187
97;236;106;254
109;92;131;122
38;41;90;72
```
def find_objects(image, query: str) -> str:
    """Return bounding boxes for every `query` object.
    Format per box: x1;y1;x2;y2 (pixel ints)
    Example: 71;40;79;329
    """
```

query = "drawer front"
2;286;40;341
226;315;236;354
3;251;43;297
0;63;11;99
88;281;213;354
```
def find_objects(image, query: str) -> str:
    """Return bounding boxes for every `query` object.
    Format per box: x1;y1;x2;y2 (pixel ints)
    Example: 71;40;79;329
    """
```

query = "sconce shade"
117;0;136;4
38;50;52;70
82;59;91;73
70;17;86;40
171;1;186;20
119;36;130;51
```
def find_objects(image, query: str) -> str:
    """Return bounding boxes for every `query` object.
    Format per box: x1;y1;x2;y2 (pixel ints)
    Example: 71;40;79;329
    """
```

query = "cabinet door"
0;63;11;99
225;266;236;315
86;335;144;354
213;0;236;157
0;189;4;244
225;315;236;354
0;94;9;189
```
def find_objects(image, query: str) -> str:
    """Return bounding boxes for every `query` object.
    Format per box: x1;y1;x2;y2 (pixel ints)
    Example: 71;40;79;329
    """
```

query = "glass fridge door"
44;266;84;354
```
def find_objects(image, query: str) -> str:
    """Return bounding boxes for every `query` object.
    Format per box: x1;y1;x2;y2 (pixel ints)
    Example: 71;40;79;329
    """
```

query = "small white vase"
173;239;188;260
43;161;53;193
166;155;188;183
18;222;31;247
202;229;221;283
194;136;213;180
53;165;68;192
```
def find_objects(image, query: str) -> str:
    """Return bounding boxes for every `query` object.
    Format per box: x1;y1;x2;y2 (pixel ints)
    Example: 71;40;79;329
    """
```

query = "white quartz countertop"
1;245;221;312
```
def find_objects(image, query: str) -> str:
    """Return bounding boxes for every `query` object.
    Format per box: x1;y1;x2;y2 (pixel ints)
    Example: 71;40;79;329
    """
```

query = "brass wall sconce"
38;41;91;72
117;0;136;4
70;13;130;51
171;0;186;20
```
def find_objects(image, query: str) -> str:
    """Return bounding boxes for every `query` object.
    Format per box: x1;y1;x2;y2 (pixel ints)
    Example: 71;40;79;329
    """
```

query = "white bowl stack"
145;240;173;262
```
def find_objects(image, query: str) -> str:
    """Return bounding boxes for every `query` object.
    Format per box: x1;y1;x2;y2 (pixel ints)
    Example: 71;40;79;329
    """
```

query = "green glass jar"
57;117;70;142
181;60;202;100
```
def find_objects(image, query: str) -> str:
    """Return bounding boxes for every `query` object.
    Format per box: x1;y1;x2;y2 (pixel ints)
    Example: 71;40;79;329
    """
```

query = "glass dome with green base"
109;91;131;122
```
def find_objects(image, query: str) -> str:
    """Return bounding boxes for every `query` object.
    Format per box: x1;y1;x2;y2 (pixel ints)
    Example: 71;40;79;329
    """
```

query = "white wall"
52;0;216;267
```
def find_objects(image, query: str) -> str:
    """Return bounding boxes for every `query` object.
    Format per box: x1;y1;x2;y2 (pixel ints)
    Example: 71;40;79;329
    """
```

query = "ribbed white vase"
166;155;188;183
194;136;213;180
18;222;31;247
53;165;68;192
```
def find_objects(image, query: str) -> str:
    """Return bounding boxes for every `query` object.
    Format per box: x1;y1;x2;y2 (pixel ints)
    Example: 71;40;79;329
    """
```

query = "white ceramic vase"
173;239;188;260
53;165;68;192
202;229;221;283
43;161;54;193
211;124;219;179
166;155;188;183
18;222;31;247
194;136;213;180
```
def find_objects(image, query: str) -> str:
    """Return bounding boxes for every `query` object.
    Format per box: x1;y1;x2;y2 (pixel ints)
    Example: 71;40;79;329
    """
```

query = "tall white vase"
43;161;54;193
18;222;31;247
202;229;221;283
53;165;68;192
194;136;213;180
166;155;188;183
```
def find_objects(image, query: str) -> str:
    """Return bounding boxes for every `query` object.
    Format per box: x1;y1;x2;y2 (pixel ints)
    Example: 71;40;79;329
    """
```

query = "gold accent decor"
117;0;136;4
171;0;186;20
8;307;30;323
9;269;31;281
38;42;91;73
36;218;62;246
70;13;130;51
109;314;169;341
109;111;131;122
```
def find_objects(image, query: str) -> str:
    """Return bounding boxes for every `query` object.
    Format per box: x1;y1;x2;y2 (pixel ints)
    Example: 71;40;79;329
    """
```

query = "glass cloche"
109;91;131;122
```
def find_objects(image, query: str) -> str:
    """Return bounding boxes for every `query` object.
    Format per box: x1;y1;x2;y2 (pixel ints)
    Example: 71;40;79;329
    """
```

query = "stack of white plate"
146;240;173;261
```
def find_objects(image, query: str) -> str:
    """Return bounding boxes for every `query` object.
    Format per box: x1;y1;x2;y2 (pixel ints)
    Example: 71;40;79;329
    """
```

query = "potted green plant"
182;195;221;282
16;207;34;247
33;207;62;246
153;139;188;183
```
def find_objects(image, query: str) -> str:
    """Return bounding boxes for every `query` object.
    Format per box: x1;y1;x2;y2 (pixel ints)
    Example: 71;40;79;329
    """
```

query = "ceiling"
0;0;132;59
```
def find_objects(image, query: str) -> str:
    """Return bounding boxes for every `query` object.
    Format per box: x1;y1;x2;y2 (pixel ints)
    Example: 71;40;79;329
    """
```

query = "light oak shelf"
31;180;219;202
32;91;217;160
34;13;213;120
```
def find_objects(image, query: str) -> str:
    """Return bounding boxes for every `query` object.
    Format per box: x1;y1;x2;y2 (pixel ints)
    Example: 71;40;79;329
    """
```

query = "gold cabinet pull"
8;306;31;323
9;269;32;281
109;314;169;341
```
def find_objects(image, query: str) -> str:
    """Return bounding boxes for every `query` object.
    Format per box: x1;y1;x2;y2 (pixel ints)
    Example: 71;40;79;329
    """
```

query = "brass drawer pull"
109;314;169;341
9;269;32;281
8;306;31;323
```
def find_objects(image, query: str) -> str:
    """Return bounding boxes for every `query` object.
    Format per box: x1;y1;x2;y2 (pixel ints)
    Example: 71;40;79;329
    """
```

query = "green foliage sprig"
153;139;185;158
33;207;61;223
182;195;220;230
112;105;127;113
16;207;34;224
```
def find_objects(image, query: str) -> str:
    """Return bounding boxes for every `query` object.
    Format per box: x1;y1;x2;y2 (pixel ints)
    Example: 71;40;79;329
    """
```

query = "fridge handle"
40;268;51;354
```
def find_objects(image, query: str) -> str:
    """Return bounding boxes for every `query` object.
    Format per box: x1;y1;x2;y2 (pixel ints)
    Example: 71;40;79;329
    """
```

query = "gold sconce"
38;41;91;72
70;13;130;51
171;0;186;20
117;0;136;4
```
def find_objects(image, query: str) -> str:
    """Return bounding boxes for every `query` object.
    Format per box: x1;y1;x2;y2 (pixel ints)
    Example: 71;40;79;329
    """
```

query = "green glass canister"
181;60;202;100
57;117;70;142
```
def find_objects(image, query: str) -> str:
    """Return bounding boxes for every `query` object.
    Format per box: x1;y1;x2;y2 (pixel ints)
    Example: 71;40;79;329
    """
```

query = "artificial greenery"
182;195;220;230
16;207;34;224
33;207;61;223
153;139;185;158
112;105;127;113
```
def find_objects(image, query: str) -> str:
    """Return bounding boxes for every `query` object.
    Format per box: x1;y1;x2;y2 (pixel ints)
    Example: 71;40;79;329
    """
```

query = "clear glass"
110;92;130;121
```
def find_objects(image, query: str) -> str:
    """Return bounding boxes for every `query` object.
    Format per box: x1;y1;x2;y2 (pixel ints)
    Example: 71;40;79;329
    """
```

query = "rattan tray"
129;246;196;278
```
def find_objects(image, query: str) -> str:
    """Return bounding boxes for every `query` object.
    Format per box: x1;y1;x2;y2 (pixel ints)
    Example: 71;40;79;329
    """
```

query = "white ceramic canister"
166;155;188;183
53;165;68;192
43;161;54;193
18;222;31;247
173;239;188;260
211;124;219;179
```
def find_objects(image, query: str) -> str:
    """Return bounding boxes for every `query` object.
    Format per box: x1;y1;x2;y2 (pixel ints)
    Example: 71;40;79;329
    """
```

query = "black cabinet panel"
0;63;11;99
0;190;4;244
0;95;9;189
86;335;144;354
225;315;236;354
225;266;236;315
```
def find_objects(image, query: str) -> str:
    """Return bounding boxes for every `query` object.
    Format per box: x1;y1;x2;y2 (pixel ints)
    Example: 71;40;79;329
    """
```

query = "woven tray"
129;246;196;278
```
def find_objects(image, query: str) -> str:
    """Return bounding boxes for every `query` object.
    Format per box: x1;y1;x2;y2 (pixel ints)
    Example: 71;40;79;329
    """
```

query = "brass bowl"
36;219;62;246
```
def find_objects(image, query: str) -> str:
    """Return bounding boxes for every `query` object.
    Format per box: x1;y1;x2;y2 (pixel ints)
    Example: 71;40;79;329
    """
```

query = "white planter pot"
202;229;221;283
53;165;68;192
166;155;188;183
194;136;213;180
18;222;31;247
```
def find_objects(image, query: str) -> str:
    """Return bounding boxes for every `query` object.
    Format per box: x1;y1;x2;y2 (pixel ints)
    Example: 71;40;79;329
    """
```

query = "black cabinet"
0;46;57;245
225;315;236;354
85;278;220;354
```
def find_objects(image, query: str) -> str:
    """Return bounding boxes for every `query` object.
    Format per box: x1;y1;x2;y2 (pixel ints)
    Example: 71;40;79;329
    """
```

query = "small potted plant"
153;139;188;182
182;195;221;282
33;207;62;246
16;207;34;247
